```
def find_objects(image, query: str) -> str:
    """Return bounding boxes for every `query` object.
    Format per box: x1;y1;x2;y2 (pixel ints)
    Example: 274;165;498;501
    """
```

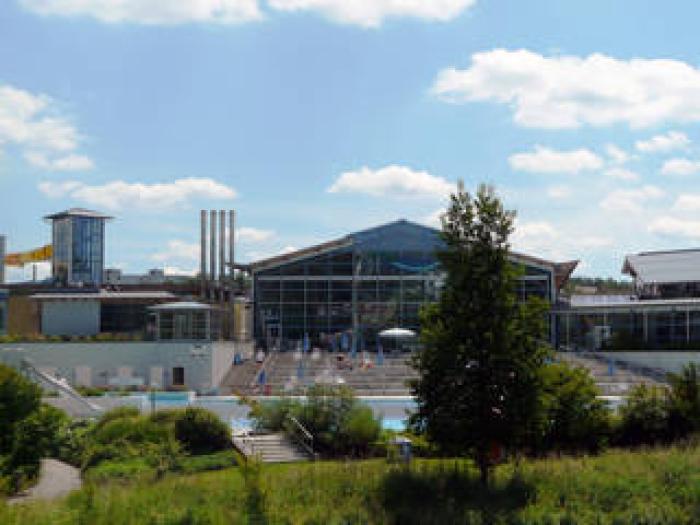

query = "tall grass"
4;445;700;524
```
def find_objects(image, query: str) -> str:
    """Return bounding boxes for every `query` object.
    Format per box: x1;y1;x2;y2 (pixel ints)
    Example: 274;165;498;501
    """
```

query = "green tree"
618;384;670;446
410;183;551;485
0;364;41;455
540;362;610;453
667;363;700;439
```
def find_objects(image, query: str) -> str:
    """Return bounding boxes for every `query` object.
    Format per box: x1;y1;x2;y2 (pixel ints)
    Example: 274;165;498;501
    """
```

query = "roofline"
43;208;113;221
250;236;352;272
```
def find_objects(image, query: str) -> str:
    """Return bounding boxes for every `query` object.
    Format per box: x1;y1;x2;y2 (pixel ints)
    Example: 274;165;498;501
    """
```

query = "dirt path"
9;459;81;504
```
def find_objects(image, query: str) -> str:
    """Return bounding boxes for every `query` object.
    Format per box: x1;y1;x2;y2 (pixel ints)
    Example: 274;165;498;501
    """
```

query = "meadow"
3;444;700;524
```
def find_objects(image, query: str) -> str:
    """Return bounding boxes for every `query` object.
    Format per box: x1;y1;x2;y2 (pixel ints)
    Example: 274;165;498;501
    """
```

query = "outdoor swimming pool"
131;393;416;431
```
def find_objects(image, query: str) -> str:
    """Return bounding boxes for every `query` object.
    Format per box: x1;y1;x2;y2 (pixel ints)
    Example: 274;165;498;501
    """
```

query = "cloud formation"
0;84;93;171
328;165;454;198
599;185;664;213
661;158;700;176
509;146;603;174
432;49;700;129
604;167;639;182
648;217;700;239
268;0;476;28
20;0;263;24
635;130;690;153
38;177;237;210
21;0;476;27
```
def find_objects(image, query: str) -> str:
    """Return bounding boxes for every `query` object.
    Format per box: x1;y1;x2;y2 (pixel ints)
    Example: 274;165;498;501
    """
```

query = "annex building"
557;248;700;351
250;220;577;352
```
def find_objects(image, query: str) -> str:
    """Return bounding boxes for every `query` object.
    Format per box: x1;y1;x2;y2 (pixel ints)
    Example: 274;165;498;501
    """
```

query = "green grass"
4;446;700;524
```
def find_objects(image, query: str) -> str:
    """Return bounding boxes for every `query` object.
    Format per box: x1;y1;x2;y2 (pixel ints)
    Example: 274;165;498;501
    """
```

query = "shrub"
0;363;42;454
173;407;231;455
667;363;700;439
250;398;297;432
339;405;381;457
618;384;670;446
93;406;140;431
539;362;611;453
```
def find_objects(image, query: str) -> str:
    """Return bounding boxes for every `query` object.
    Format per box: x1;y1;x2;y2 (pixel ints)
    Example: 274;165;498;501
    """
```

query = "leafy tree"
0;364;41;455
667;363;700;439
6;404;68;476
539;362;610;453
618;384;670;446
410;183;551;485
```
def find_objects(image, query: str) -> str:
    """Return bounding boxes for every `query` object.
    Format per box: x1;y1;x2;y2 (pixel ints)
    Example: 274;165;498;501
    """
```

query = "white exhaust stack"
200;210;207;295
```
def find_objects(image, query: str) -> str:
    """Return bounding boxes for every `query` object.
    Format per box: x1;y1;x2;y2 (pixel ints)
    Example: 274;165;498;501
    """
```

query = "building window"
172;367;185;386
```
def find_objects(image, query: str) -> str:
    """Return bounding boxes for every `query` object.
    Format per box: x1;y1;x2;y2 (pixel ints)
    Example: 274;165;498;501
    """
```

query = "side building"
250;220;577;351
557;248;700;351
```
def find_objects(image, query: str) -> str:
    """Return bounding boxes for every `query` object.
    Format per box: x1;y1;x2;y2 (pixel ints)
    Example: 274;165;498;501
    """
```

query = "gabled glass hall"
251;220;567;352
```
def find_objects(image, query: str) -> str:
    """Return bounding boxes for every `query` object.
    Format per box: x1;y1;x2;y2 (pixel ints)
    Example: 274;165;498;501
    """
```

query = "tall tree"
411;183;551;485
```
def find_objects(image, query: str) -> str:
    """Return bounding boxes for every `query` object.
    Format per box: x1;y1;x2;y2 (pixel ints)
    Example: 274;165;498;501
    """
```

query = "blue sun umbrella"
376;340;384;366
350;333;357;360
341;333;350;352
297;359;305;380
257;369;266;386
303;333;310;354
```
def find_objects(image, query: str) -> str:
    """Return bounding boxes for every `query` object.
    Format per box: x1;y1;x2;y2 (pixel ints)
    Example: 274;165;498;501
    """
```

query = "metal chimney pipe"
0;234;5;285
210;210;217;284
200;210;207;295
229;210;235;280
219;210;226;284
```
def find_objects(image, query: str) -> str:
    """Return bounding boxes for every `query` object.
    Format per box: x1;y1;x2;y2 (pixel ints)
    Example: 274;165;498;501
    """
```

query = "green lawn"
3;446;700;524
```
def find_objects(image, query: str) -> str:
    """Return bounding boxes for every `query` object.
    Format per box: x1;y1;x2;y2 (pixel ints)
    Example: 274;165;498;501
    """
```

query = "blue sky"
3;0;700;280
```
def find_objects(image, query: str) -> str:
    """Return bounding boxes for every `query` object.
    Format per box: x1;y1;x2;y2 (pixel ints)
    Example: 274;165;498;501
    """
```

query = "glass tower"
45;209;112;287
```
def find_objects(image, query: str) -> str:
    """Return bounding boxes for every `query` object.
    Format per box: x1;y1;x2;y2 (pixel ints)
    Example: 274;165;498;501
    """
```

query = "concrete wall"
41;300;100;336
0;341;239;394
599;351;700;374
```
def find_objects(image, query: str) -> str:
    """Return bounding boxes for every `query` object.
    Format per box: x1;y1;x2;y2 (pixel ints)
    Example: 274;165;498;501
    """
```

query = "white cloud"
245;245;298;261
605;144;630;165
328;165;454;199
152;240;199;263
599;185;664;213
268;0;475;28
546;185;571;199
0;84;92;171
648;216;700;239
24;151;94;171
163;266;198;277
508;146;603;174
511;219;612;261
20;0;263;24
661;158;700;176
604;167;639;182
38;177;237;210
673;194;700;212
635;130;690;153
236;227;275;243
432;49;700;129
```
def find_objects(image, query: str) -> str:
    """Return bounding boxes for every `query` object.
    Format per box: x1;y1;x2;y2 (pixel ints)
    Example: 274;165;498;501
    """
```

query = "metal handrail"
286;415;315;458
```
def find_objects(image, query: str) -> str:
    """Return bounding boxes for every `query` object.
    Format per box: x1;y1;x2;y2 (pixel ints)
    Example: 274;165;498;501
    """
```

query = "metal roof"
148;301;214;311
43;208;113;221
31;291;175;301
561;294;700;312
622;249;700;284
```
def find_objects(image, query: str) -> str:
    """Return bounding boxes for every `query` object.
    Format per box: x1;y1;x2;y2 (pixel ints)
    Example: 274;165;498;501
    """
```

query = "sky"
3;1;700;281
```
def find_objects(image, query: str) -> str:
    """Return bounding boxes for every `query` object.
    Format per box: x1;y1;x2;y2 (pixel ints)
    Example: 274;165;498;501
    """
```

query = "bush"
0;364;42;454
618;384;671;446
667;363;700;439
539;362;611;453
173;407;231;455
339;405;381;457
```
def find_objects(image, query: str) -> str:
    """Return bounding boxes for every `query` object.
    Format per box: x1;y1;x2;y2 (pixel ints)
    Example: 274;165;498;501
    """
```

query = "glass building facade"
252;220;559;352
46;209;111;287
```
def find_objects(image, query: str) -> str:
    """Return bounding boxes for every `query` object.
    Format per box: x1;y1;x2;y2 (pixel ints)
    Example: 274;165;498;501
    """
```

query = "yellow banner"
4;245;53;266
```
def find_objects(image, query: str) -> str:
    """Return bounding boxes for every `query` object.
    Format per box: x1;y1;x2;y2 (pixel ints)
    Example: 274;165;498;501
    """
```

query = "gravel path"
9;459;81;504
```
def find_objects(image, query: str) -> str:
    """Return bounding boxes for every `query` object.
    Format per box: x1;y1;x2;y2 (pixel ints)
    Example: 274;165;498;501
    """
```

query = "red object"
264;385;272;396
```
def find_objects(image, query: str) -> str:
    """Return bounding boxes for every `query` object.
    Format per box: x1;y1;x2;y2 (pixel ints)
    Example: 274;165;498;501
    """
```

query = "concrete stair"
219;360;261;395
558;352;662;395
234;432;313;463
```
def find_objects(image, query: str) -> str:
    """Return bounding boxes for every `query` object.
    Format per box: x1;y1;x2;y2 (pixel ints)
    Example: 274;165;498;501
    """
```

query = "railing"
286;415;315;459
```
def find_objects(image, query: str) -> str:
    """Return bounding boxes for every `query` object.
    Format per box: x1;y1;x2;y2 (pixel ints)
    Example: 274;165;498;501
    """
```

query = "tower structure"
44;208;112;287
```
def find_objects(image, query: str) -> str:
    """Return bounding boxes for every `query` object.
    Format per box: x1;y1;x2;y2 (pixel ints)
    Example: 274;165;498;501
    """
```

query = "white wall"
0;341;238;394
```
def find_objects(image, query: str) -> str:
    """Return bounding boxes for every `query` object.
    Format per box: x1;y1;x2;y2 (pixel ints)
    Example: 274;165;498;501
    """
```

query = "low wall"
599;351;700;374
0;341;229;393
